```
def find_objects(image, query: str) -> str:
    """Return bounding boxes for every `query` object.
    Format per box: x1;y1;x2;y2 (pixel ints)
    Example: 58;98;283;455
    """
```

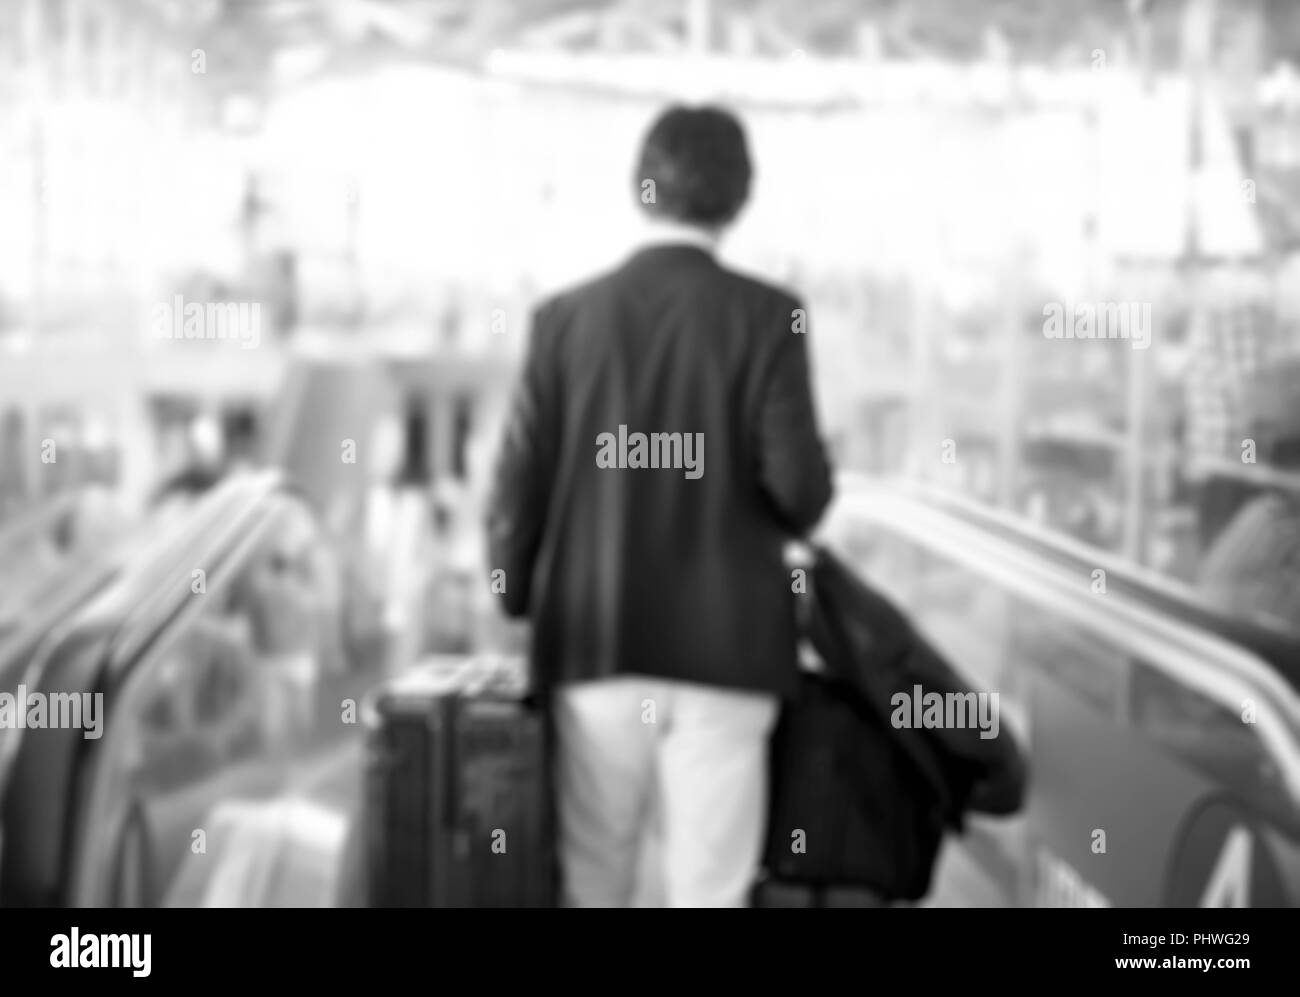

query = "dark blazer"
486;243;833;696
763;546;1028;900
802;545;1028;822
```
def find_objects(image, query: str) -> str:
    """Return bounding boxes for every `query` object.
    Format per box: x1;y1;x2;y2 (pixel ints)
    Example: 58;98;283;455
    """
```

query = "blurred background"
2;0;1300;908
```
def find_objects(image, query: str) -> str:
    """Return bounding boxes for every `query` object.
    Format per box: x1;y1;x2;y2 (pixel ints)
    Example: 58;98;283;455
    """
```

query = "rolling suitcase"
363;655;554;907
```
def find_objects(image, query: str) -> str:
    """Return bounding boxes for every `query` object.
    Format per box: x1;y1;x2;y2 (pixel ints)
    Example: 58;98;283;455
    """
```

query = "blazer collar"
637;220;719;253
626;224;719;271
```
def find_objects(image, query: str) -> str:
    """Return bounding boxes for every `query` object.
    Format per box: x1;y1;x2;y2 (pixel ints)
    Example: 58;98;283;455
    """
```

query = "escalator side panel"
0;625;114;906
1027;669;1210;906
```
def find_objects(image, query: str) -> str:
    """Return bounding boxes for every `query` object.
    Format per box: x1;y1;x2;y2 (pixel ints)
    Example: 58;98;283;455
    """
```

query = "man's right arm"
485;305;560;617
754;298;834;534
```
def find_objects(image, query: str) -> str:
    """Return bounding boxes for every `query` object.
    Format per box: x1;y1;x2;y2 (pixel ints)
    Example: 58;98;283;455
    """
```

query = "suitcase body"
363;656;553;907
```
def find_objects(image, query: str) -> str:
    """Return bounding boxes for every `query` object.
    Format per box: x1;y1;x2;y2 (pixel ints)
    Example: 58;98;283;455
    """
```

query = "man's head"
634;105;752;231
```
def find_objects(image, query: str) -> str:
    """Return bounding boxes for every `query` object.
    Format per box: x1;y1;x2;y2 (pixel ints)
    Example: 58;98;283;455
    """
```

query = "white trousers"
553;676;779;908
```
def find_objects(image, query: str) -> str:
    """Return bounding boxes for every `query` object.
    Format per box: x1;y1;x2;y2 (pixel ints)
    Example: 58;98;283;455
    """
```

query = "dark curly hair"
634;105;752;227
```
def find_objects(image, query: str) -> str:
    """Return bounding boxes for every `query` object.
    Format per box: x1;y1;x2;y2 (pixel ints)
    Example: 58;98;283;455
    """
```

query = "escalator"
2;473;1298;907
0;470;331;906
825;478;1300;907
0;480;280;700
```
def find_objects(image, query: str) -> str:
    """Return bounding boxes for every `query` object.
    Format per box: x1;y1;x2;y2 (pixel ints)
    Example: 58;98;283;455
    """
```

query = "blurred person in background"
222;410;261;474
1198;356;1300;633
488;105;833;907
358;409;435;670
151;413;226;507
231;503;328;752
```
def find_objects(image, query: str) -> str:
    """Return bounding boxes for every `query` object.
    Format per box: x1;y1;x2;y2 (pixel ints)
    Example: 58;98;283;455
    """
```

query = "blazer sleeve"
754;298;834;534
486;305;560;617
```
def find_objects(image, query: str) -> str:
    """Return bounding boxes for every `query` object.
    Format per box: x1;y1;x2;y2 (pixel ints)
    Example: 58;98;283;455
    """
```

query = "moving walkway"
828;477;1300;907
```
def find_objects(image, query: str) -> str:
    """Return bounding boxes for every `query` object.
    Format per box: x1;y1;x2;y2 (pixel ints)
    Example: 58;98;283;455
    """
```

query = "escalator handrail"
98;471;286;677
826;485;1300;809
0;473;277;692
97;471;284;614
0;561;119;694
869;472;1300;662
1192;455;1300;493
847;472;1199;597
